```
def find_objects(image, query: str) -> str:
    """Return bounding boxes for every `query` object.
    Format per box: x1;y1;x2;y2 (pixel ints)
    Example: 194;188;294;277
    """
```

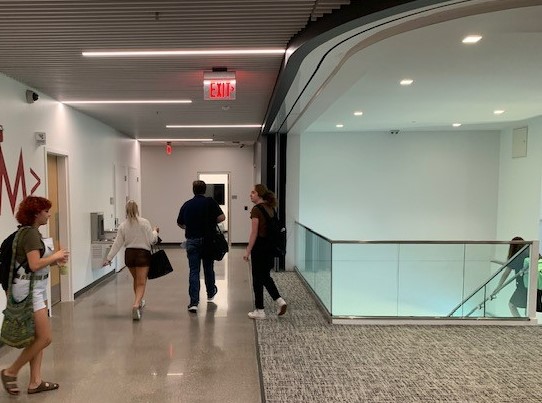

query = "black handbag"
147;246;173;279
205;226;229;261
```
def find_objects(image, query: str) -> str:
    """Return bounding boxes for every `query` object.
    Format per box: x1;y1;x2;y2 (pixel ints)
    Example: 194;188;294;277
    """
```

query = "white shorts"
11;267;49;312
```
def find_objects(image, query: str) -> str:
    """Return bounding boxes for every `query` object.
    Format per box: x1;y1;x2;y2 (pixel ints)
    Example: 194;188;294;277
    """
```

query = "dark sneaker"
207;286;218;302
187;305;198;313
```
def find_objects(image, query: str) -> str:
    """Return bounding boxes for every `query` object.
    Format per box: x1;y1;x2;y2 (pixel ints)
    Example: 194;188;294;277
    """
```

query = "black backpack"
0;227;30;291
255;204;286;257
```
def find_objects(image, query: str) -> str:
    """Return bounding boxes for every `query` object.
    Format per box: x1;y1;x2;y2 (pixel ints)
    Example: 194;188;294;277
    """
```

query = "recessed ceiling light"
166;124;262;128
63;100;192;104
462;35;482;44
82;49;286;57
400;79;414;86
493;110;505;115
353;111;363;116
138;138;213;142
336;124;344;128
452;123;462;127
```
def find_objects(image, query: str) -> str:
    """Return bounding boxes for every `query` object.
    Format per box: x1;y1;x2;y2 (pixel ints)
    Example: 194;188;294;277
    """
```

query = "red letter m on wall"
0;148;28;215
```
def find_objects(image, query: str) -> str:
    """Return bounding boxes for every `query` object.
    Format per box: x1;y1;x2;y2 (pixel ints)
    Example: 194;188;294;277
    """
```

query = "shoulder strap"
8;227;34;295
14;226;32;270
255;204;272;222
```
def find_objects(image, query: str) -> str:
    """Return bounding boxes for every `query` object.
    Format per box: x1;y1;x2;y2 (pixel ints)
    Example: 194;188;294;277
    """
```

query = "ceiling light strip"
166;125;263;129
138;138;213;142
63;100;192;104
83;49;286;57
462;35;482;44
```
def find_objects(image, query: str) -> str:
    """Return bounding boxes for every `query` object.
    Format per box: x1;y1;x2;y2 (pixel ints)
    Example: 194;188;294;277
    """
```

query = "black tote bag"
203;226;229;261
147;247;173;279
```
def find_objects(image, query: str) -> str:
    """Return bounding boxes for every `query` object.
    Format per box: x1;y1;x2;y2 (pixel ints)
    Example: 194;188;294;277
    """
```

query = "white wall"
298;130;501;240
0;73;139;312
496;117;542;241
140;145;254;244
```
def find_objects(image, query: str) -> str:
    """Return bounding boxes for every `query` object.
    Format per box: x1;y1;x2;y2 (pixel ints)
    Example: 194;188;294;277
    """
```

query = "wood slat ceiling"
0;0;351;143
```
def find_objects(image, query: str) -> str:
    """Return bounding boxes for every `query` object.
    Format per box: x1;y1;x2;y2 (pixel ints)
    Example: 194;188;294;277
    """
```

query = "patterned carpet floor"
255;271;542;402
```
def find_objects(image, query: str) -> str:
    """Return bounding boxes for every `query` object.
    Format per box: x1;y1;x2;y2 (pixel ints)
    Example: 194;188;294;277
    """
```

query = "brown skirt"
124;248;151;267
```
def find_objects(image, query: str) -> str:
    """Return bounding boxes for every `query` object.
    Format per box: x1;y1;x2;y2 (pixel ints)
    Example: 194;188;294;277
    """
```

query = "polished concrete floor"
0;246;262;402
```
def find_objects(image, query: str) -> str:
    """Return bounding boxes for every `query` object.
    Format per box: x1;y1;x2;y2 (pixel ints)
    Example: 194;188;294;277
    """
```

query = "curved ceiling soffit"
262;0;542;136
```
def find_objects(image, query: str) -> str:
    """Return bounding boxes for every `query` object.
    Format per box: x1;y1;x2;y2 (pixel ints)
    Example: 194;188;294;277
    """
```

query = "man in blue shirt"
177;180;225;312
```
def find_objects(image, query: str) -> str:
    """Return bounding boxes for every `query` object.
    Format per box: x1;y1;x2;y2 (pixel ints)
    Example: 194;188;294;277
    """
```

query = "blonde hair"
125;200;139;221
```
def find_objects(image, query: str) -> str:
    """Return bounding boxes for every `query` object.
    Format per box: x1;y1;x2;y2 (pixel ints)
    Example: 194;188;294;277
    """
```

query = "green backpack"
523;257;542;290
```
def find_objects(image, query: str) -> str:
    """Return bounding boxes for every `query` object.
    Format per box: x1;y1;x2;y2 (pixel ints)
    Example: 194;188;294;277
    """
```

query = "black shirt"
177;195;223;239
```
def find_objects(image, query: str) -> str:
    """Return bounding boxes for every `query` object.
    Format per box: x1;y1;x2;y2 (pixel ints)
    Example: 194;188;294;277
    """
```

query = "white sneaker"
207;286;218;302
248;309;266;320
187;305;198;313
275;297;287;316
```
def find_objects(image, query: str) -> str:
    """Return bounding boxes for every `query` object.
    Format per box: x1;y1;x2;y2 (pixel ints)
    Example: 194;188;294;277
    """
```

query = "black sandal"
27;380;59;394
1;369;19;396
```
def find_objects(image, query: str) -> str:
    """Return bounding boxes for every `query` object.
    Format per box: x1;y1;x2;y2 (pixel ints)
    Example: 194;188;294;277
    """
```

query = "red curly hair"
15;196;52;226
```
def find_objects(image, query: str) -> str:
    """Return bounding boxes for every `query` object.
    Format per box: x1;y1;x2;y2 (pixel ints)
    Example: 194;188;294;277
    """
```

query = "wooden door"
47;154;61;305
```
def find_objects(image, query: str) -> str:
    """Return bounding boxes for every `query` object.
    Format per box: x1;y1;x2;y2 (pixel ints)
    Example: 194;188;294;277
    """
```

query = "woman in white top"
104;200;159;320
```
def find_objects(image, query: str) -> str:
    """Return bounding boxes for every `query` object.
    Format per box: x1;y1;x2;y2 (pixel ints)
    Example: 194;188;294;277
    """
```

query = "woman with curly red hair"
1;196;69;396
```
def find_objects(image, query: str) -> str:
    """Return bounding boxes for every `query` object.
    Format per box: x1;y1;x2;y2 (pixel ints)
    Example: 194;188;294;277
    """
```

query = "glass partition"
295;223;332;311
294;223;535;320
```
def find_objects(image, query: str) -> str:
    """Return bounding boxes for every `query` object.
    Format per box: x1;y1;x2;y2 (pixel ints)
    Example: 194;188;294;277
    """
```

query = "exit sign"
203;71;236;100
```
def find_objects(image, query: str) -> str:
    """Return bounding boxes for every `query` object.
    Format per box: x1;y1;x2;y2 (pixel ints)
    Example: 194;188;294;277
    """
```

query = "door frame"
45;148;73;304
197;171;230;241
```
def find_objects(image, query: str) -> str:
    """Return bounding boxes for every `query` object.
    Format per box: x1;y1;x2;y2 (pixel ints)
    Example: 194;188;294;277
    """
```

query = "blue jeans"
186;238;216;306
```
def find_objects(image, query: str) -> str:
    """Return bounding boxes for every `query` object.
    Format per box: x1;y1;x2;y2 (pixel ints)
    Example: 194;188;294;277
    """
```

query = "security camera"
25;90;39;104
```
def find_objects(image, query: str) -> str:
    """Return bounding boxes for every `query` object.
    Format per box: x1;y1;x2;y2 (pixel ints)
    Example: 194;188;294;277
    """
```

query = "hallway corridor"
0;246;262;402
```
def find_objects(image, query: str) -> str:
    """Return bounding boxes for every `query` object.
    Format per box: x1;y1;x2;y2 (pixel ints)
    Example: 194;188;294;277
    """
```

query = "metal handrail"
446;244;529;317
464;266;528;317
294;222;533;246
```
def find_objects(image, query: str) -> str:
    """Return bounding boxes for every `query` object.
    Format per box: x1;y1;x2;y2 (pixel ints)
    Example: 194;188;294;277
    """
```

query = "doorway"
47;153;70;304
198;172;230;240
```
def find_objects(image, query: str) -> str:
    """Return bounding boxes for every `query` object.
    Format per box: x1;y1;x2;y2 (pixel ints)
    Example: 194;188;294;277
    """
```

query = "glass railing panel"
466;246;531;318
484;264;518;317
398;244;465;316
295;222;537;321
295;223;332;311
312;234;332;311
295;223;307;278
332;243;399;316
304;230;317;292
453;243;498;318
